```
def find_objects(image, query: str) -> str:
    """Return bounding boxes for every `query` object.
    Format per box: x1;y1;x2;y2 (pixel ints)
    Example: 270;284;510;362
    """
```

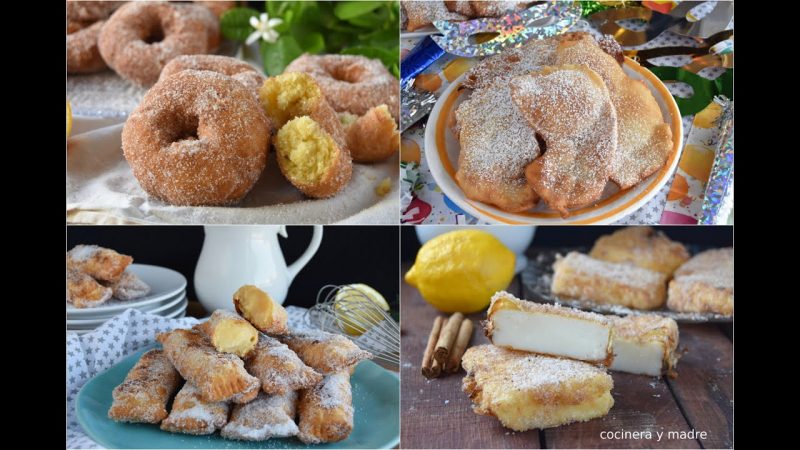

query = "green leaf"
390;63;399;78
219;7;259;42
346;7;389;28
298;32;325;54
261;36;303;76
334;1;383;20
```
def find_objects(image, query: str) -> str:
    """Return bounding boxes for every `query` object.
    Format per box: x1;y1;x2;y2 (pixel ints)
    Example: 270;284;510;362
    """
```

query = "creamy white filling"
491;309;610;362
610;340;664;376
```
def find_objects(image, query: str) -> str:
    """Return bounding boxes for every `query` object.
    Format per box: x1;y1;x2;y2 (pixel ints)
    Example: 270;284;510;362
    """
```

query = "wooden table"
400;261;732;449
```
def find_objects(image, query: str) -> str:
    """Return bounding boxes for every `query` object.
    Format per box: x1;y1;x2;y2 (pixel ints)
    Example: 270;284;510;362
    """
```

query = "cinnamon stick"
446;319;474;373
434;313;464;365
421;316;445;379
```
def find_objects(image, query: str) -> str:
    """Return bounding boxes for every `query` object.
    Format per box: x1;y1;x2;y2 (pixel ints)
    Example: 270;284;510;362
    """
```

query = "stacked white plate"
67;264;188;334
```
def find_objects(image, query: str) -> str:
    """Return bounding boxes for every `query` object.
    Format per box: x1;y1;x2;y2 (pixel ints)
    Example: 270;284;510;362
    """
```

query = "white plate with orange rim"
424;57;683;224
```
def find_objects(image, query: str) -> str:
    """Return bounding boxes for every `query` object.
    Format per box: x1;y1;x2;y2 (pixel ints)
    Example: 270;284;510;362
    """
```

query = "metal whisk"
307;285;399;370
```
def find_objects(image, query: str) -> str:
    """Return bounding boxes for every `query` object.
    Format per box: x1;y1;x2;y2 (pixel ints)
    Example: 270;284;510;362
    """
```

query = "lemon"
67;100;73;138
334;283;390;336
405;230;515;313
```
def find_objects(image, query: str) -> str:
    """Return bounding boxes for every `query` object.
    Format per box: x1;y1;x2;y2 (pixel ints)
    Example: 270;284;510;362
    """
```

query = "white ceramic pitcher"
194;225;323;312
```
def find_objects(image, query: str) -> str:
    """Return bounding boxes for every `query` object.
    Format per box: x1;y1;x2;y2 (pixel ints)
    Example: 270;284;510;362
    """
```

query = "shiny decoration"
648;66;732;116
699;98;734;225
431;1;581;57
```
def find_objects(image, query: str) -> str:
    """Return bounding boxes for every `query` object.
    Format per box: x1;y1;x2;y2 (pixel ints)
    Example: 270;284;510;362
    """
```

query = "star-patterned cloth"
67;306;312;449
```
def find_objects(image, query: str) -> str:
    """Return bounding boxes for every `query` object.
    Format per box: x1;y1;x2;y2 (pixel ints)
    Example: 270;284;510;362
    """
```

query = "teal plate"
76;346;400;449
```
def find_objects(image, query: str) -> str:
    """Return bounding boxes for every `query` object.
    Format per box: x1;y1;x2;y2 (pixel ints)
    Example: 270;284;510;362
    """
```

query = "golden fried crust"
67;245;133;282
193;309;259;358
590;227;690;275
245;335;323;395
487;291;613;326
233;285;290;335
298;372;353;444
157;329;260;403
554;32;672;189
108;349;182;423
551;252;668;310
454;79;540;212
512;65;618;216
462;345;613;430
343;105;400;163
67;268;113;308
667;248;733;316
160;383;230;435
159;55;265;96
279;330;372;375
221;391;299;441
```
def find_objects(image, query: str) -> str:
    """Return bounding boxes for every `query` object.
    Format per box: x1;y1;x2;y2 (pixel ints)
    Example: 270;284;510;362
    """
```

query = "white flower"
246;13;283;45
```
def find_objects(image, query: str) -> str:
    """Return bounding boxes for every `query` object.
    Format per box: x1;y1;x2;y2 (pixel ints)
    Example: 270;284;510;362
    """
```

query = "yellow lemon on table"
334;283;390;336
67;100;73;138
405;230;515;313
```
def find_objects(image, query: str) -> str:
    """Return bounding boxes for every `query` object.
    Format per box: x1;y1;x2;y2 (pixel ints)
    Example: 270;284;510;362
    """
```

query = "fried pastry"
105;269;151;300
280;329;373;374
552;252;668;310
233;285;289;335
610;315;680;377
230;381;260;404
463;38;557;90
445;1;527;17
553;32;672;188
108;349;182;423
156;329;261;402
160;383;230;435
668;248;733;316
67;244;133;282
589;227;690;275
341;105;400;163
298;372;353;444
462;345;614;430
485;291;613;364
245;335;322;395
454;79;540;212
67;268;112;308
193;309;259;358
259;72;348;151
511;65;618;216
402;0;466;31
221;391;299;441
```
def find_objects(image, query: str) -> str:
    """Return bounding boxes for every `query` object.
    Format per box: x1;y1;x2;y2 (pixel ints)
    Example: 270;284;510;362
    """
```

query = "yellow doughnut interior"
275;116;337;184
259;72;323;128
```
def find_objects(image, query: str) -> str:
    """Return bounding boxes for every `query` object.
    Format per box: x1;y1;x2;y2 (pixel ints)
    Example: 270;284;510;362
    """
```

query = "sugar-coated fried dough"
108;349;182;423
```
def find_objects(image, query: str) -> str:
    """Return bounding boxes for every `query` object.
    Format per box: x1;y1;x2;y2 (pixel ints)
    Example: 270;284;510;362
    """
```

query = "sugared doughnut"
259;72;348;151
159;55;265;96
67;0;124;22
194;1;237;18
67;20;108;74
98;1;220;86
285;54;399;122
274;116;352;199
340;105;400;163
122;70;270;206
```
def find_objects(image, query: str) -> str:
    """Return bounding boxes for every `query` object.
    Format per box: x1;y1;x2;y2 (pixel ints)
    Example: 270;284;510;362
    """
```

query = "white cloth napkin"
66;306;311;449
67;117;399;224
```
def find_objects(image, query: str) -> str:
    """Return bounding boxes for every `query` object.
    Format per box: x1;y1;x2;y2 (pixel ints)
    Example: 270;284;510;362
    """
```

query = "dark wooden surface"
400;263;733;449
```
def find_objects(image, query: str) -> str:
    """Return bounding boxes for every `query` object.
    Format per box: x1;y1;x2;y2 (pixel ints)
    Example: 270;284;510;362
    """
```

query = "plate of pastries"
521;227;733;322
424;32;683;224
75;285;400;449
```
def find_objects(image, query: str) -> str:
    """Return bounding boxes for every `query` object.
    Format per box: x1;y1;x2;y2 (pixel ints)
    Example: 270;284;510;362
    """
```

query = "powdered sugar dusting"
556;252;665;289
221;391;299;441
402;0;467;31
